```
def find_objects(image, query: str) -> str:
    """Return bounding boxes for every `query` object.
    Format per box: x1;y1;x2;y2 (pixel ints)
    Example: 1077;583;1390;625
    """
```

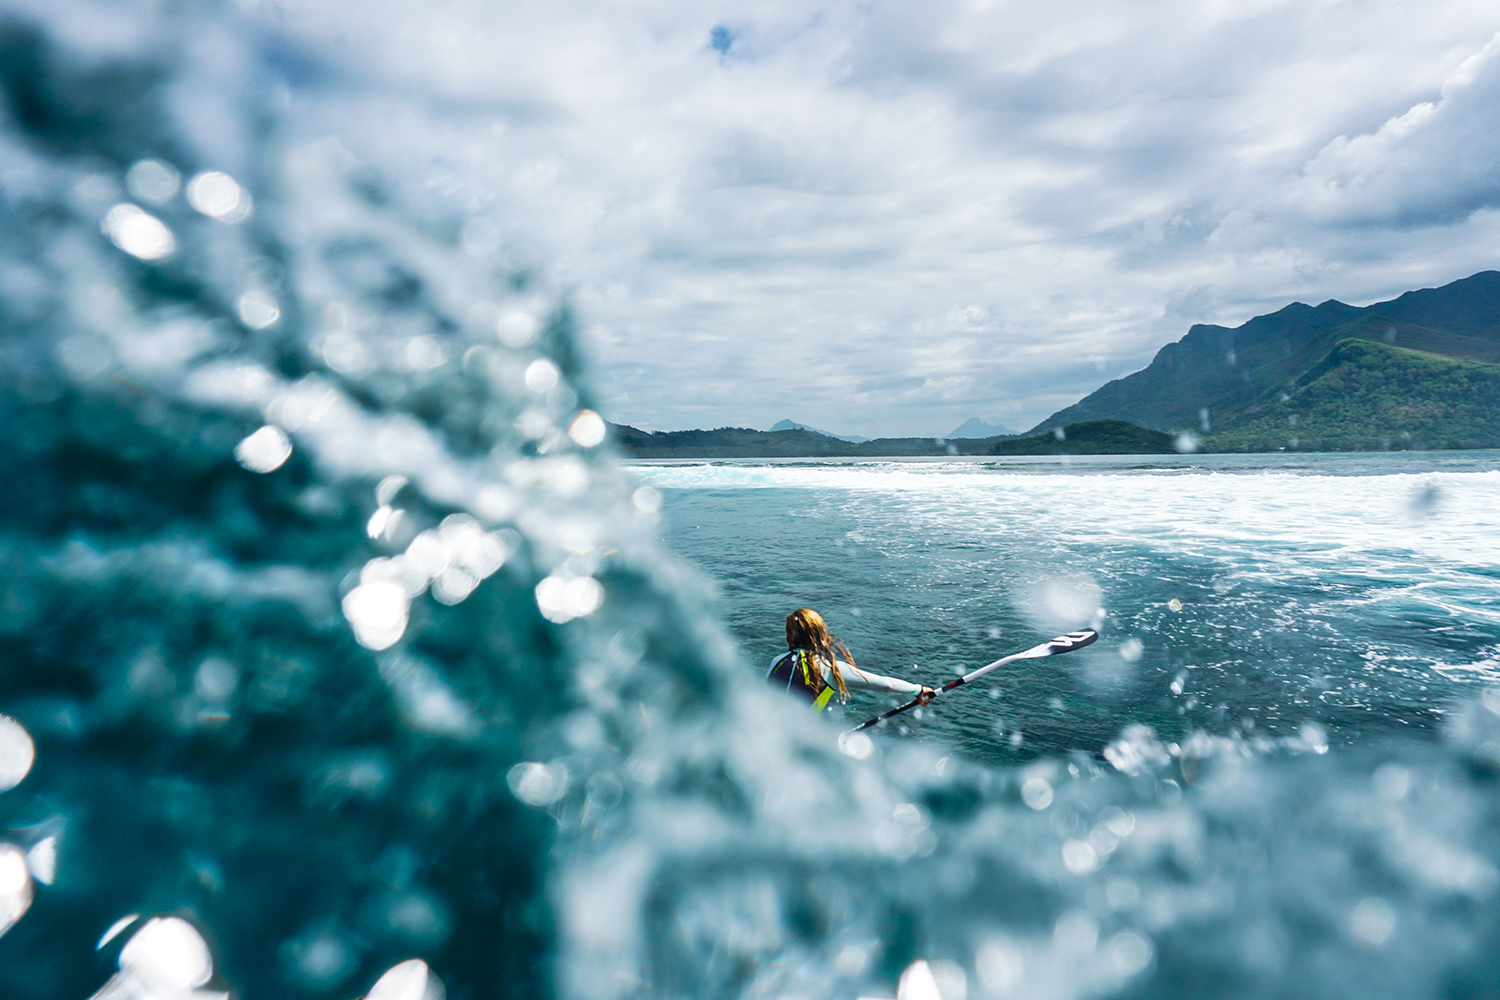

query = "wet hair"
785;608;851;700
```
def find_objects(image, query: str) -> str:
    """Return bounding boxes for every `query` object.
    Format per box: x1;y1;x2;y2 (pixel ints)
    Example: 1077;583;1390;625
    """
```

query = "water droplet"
507;762;568;806
896;959;942;1000
837;731;874;760
1021;777;1053;810
496;308;540;348
568;409;606;448
102;204;175;260
363;958;445;1000
1062;839;1099;874
342;582;411;650
234;425;292;473
237;290;281;330
125;159;181;203
1107;930;1154;975
1350;897;1395;948
26;837;57;886
535;573;603;623
0;845;34;937
186;170;252;222
632;487;662;513
0;716;35;792
524;358;559;393
118;916;215;991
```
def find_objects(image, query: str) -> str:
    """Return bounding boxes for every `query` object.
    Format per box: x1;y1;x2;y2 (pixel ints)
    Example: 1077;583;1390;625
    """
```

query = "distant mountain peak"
770;419;869;443
947;417;1016;439
1025;269;1500;451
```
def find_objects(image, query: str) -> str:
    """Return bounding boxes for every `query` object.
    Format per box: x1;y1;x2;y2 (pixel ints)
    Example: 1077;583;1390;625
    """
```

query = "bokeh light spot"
837;731;874;760
363;957;445;1000
524;358;559;393
0;845;34;938
343;582;411;650
237;290;281;330
1108;930;1154;976
1062;838;1100;874
0;716;35;792
1021;777;1053;810
25;838;57;886
896;959;942;1000
496;309;540;348
234;425;292;473
1351;897;1396;947
102;204;175;260
632;487;662;513
186;170;252;222
568;409;606;448
507;761;569;806
535;573;604;623
119;916;214;989
98;915;141;950
125;159;181;204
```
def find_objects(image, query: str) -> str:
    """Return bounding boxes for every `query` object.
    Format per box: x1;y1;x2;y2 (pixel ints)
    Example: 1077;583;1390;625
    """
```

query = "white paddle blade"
957;629;1100;686
1046;629;1099;653
1012;629;1099;661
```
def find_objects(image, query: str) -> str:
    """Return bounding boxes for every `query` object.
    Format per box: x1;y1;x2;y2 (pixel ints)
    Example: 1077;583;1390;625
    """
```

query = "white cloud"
265;0;1500;435
1286;32;1500;225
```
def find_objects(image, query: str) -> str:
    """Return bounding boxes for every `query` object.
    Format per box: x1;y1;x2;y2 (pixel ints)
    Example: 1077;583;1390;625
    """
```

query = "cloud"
242;0;1500;436
1286;32;1500;226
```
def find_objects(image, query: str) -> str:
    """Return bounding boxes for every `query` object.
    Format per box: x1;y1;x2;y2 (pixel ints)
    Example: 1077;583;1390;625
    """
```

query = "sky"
273;0;1500;437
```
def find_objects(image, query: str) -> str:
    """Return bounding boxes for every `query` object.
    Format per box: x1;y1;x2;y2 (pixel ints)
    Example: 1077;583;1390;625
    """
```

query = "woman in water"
768;608;934;712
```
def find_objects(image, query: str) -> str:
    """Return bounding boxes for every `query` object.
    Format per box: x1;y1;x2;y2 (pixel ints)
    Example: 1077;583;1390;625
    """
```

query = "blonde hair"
785;608;852;700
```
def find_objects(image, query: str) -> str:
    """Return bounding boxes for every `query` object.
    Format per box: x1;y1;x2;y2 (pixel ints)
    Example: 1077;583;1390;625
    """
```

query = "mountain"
948;417;1017;439
990;420;1176;455
1029;271;1500;451
770;419;870;442
1209;339;1500;452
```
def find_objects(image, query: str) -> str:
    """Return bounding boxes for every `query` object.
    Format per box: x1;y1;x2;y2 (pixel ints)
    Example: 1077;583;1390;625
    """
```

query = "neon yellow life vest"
767;649;836;711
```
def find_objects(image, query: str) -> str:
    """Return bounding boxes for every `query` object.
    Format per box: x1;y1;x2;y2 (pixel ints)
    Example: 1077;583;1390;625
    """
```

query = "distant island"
608;423;998;458
609;419;1175;458
768;419;869;442
610;270;1500;457
948;417;1017;438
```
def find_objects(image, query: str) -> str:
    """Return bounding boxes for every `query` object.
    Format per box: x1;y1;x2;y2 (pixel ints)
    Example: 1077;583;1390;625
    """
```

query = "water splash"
3;4;1500;1000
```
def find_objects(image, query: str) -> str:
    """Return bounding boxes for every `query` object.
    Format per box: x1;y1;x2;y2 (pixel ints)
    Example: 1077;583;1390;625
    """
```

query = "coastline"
621;449;1500;475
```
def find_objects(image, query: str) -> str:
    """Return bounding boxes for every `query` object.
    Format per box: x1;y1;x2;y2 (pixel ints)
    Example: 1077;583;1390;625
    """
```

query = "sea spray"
0;1;663;992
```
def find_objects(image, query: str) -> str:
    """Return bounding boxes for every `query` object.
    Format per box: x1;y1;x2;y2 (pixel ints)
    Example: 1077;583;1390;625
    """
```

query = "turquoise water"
638;453;1500;763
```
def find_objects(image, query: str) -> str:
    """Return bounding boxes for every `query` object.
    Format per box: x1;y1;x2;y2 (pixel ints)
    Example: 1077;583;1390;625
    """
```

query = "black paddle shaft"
848;629;1099;733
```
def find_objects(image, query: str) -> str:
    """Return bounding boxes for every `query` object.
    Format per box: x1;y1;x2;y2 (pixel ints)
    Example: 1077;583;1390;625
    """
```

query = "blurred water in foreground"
3;3;1500;999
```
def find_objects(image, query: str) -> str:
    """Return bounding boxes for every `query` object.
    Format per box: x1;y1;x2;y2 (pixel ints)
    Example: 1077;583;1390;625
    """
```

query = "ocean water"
5;3;1500;1000
638;454;1500;763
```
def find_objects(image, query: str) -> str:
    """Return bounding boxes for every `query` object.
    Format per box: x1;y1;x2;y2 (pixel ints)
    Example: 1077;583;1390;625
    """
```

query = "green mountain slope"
1032;270;1500;449
989;420;1176;455
1209;339;1500;452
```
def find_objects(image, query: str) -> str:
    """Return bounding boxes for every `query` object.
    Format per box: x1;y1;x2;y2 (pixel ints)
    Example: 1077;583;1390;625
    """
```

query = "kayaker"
767;608;935;712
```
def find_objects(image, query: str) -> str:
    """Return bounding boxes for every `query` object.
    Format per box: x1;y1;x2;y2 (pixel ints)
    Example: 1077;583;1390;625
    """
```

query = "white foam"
630;461;1500;588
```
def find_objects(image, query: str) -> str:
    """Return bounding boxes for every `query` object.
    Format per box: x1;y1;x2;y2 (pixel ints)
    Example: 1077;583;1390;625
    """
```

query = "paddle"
848;629;1100;733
